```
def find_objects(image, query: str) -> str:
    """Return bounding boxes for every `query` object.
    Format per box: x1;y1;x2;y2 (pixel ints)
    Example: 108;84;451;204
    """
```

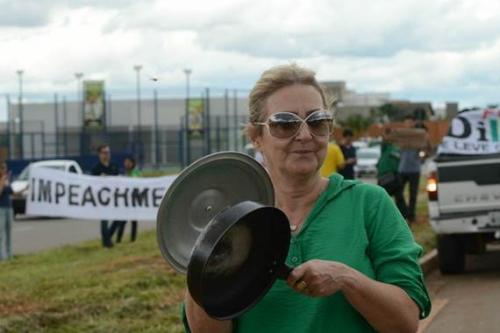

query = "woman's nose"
294;122;313;141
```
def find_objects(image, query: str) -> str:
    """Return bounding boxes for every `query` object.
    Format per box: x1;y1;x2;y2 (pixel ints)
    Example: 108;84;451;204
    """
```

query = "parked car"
352;140;368;151
354;147;381;177
11;160;83;217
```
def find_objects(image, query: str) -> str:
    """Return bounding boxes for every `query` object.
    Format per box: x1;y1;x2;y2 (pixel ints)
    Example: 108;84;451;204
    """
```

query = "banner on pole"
26;168;176;221
188;98;204;138
83;80;106;129
438;108;500;155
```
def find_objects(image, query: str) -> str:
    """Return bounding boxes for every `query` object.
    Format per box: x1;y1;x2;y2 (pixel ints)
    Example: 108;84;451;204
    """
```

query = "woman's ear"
252;139;260;150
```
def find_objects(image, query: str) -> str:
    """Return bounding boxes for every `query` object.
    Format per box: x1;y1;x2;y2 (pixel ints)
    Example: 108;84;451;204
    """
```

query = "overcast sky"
2;0;500;121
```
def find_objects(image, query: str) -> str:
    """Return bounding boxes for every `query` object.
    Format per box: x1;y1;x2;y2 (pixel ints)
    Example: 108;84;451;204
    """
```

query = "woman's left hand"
286;259;351;297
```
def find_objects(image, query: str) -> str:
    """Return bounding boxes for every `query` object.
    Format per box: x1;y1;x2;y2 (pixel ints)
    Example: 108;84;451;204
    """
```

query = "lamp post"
16;69;24;159
74;72;84;125
183;68;192;166
134;65;142;135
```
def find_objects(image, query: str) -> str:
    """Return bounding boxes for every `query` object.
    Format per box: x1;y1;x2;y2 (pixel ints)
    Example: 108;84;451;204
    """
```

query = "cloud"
102;0;500;59
2;0;500;123
0;1;52;27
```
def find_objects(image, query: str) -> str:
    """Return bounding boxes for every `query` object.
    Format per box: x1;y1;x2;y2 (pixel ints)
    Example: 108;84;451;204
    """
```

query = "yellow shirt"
320;143;345;177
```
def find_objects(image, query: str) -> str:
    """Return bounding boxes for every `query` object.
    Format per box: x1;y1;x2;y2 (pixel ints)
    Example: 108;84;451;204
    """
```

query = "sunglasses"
255;110;333;139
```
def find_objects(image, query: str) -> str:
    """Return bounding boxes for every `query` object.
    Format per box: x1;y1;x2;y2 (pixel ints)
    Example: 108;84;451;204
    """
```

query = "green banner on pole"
188;98;204;138
83;80;105;130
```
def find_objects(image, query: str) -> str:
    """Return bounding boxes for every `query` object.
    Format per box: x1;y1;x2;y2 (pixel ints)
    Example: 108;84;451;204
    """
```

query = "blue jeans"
400;172;420;220
0;207;12;260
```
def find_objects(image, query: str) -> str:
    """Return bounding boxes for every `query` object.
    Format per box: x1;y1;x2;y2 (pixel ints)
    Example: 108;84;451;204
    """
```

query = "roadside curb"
419;249;438;274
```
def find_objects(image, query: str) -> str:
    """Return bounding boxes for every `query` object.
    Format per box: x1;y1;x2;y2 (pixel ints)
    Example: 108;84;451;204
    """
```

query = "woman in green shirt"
118;156;141;242
184;64;431;333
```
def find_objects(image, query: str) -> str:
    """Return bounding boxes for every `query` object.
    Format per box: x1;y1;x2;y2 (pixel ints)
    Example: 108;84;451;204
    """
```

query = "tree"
341;114;372;135
377;103;401;122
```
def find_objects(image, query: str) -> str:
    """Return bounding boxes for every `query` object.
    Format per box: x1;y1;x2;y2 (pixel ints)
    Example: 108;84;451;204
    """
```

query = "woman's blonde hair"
246;63;332;139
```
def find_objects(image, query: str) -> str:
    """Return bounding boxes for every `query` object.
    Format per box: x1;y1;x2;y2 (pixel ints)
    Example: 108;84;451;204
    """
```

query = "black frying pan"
187;200;292;320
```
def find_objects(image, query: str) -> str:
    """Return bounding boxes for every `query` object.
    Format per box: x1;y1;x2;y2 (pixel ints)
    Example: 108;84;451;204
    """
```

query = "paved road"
12;217;156;255
419;244;500;333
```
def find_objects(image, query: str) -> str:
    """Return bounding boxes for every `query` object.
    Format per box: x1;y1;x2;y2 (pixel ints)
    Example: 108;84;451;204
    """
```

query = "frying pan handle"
276;264;293;280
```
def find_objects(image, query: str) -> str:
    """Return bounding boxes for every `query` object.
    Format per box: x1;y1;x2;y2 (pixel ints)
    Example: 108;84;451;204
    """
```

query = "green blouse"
184;174;431;332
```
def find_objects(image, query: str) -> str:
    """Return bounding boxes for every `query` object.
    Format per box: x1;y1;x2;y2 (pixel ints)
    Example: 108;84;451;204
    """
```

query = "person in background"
319;135;345;177
377;128;407;218
398;115;422;224
0;162;13;260
91;144;125;248
117;156;141;242
338;128;357;179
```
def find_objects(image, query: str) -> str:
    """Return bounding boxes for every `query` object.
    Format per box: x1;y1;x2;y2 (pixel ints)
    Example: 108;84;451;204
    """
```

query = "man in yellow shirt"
320;142;345;177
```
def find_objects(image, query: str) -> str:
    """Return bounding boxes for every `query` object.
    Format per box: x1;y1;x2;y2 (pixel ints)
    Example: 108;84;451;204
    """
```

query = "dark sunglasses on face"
255;110;333;139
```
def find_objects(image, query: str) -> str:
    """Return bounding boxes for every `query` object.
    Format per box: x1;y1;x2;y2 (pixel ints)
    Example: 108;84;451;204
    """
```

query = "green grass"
408;177;437;255
0;232;185;333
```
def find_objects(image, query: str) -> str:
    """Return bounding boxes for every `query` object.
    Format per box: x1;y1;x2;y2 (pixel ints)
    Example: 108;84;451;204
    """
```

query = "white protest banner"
438;108;500;155
26;168;176;220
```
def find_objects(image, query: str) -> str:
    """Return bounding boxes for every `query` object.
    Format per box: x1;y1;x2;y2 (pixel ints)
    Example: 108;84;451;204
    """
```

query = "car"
11;160;83;217
352;140;368;151
354;147;381;177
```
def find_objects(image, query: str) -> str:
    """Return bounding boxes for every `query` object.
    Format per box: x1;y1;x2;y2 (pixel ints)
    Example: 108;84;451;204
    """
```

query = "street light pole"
134;65;142;135
74;72;84;125
183;68;192;166
16;69;24;159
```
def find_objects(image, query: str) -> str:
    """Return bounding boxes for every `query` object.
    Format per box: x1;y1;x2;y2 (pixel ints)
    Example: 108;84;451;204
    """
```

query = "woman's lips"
292;150;314;154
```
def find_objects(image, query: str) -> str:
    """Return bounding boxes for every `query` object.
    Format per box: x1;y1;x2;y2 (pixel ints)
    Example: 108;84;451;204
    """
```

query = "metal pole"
16;70;24;159
63;96;68;156
134;65;142;142
205;87;211;155
183;68;192;166
41;122;46;158
154;89;159;167
54;93;59;157
5;95;11;159
216;115;221;151
75;72;84;155
224;89;230;150
233;89;238;151
107;93;112;127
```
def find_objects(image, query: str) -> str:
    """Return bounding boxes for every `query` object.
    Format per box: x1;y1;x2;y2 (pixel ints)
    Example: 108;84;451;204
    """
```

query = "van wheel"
437;234;465;274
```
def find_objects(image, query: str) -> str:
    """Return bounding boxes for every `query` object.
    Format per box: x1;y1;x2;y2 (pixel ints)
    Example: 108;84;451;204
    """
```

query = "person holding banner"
0;162;14;260
91;144;125;248
184;64;430;333
115;156;141;242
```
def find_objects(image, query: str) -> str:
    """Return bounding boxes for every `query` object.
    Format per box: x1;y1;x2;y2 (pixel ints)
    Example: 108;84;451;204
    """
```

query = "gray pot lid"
157;151;274;273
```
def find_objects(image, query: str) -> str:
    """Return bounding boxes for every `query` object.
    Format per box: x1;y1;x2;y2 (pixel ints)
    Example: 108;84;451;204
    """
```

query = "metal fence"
1;114;250;171
2;86;253;170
